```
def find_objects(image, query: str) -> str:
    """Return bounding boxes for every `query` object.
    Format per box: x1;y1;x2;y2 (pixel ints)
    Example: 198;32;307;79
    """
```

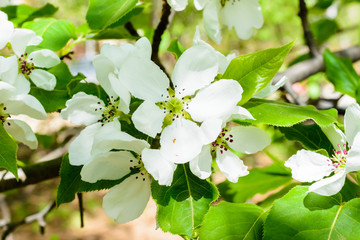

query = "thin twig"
124;22;140;37
298;0;319;57
77;193;84;228
1;201;56;240
151;0;171;75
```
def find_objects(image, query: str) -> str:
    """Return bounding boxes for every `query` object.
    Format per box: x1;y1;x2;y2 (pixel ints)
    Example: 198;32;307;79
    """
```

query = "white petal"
284;149;333;182
254;76;287;98
0;11;13;49
4;119;37;149
167;0;188;11
216;148;249;182
135;37;152;59
10;29;42;56
12;74;30;95
203;0;222;44
92;127;150;156
0;81;15;102
321;124;346;150
103;175;151;223
194;0;206;10
29;69;56;91
28;49;60;68
5;94;46;119
229;106;255;121
345;103;360;146
100;43;134;68
0;56;18;88
160;118;203;164
188;79;243;122
200;118;223;144
171;45;218;97
92;54;117;97
108;72;130;114
131;100;166;137
308;170;346;196
68;123;102;166
346;132;360;173
190;144;212;179
220;0;263;40
81;151;138;183
226;126;270;154
61;92;104;125
119;56;169;102
142;148;176;186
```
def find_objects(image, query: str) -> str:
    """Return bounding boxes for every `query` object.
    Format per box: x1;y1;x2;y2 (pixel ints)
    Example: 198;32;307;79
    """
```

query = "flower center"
330;144;348;173
18;53;35;77
159;86;192;124
211;128;234;154
128;155;148;182
95;96;123;126
0;104;11;126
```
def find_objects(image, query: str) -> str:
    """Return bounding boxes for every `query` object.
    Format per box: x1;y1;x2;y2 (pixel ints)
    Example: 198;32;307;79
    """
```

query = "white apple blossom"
0;10;14;50
1;29;60;92
93;37;151;114
0;81;46;149
285;103;360;196
78;129;174;223
61;91;129;166
167;0;263;43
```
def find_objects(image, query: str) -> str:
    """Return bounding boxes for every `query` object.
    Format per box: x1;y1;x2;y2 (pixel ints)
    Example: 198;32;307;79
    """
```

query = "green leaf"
92;26;136;40
0;124;18;180
35;134;55;149
222;42;293;105
68;82;107;103
199;202;265;240
218;164;292;203
314;0;334;9
311;19;338;45
23;18;77;51
236;99;338;127
86;0;138;30
19;3;58;25
57;154;132;206
279;123;333;155
263;186;360;239
1;4;58;26
152;164;219;238
49;61;77;90
324;49;360;98
29;88;68;113
167;39;186;59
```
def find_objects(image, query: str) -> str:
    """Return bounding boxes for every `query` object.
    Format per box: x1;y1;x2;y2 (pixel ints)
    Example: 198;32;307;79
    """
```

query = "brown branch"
298;0;319;57
274;45;360;85
0;158;62;193
1;201;56;239
124;22;140;37
151;0;171;75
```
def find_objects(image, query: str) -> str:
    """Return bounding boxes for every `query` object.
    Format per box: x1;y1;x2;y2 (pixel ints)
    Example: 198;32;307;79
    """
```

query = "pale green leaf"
0;124;18;180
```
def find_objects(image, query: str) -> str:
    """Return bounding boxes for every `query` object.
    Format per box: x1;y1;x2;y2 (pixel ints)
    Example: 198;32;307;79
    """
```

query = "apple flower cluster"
167;0;263;43
61;30;272;223
285;103;360;196
0;11;59;149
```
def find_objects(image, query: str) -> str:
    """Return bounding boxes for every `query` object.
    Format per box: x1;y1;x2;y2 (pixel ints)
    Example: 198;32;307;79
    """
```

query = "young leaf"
0;124;18;180
236;98;338;127
263;186;360;239
29;88;68;113
167;39;186;59
311;19;338;45
23;18;77;51
86;0;138;30
151;164;219;238
324;49;360;98
222;42;293;105
199;202;265;240
279;123;333;155
218;164;292;203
